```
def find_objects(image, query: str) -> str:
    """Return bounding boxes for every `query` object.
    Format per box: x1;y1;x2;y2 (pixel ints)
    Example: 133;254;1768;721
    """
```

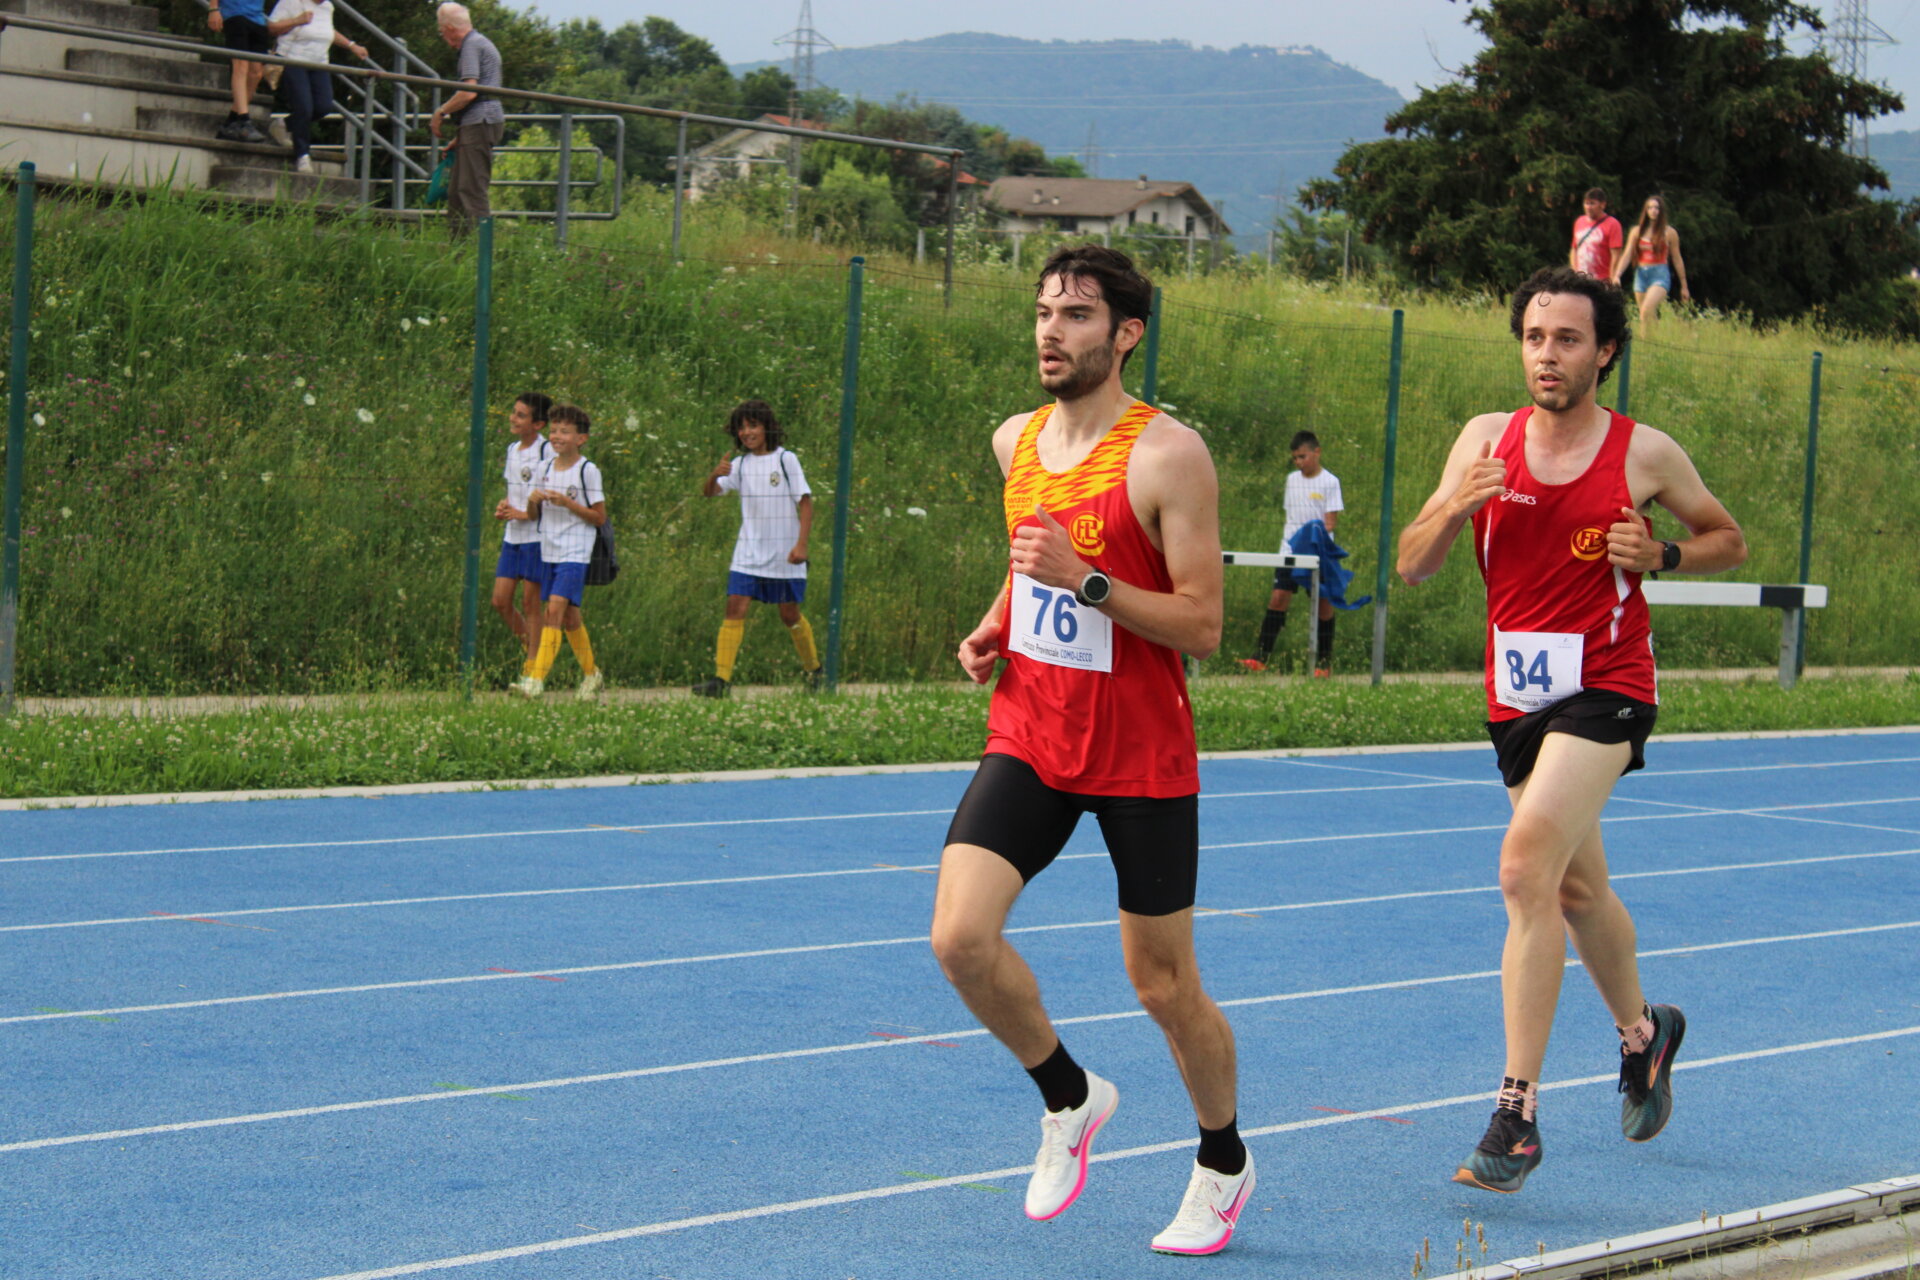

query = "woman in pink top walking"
1618;194;1690;326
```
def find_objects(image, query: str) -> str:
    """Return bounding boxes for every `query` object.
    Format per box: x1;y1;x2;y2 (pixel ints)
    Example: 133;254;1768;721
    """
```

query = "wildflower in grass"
357;408;375;424
401;318;412;332
625;412;639;429
260;472;274;485
906;507;927;518
416;316;431;327
294;376;306;388
303;393;316;406
32;413;44;426
59;507;71;519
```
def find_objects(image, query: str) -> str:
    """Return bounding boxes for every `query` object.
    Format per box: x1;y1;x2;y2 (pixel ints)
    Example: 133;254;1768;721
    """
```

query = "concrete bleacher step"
65;47;227;92
0;0;160;35
208;161;357;202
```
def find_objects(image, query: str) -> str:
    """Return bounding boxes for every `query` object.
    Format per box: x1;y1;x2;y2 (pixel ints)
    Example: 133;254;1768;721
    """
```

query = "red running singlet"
984;400;1199;797
1470;407;1658;722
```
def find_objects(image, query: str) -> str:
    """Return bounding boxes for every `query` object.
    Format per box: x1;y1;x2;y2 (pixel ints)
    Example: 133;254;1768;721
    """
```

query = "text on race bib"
1010;572;1114;673
1492;627;1584;714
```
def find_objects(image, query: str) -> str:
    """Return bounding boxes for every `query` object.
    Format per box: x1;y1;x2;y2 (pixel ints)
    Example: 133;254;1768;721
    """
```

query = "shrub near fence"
0;186;1913;698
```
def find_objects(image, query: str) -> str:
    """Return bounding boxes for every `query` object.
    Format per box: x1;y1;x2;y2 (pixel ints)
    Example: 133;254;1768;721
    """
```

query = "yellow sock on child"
566;625;596;675
530;627;564;681
787;615;819;671
715;618;745;682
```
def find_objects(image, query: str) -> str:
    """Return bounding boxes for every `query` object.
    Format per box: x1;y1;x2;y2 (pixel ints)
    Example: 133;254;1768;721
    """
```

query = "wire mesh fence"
0;177;1910;702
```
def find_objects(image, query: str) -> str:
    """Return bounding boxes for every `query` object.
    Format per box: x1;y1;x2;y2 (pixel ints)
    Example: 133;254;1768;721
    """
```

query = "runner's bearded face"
1522;291;1609;412
1035;274;1119;401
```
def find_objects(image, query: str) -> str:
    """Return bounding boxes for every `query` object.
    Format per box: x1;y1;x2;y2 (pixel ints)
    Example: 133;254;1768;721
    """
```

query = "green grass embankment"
2;186;1914;699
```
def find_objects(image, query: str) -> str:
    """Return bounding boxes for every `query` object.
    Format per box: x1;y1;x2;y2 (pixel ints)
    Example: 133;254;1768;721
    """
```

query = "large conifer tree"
1305;0;1919;322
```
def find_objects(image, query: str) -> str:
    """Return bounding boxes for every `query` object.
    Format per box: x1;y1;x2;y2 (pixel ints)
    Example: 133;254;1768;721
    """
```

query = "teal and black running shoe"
1620;1003;1687;1142
1452;1109;1542;1193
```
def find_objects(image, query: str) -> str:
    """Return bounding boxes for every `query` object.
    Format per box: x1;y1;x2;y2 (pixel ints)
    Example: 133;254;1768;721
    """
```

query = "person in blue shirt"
206;0;273;143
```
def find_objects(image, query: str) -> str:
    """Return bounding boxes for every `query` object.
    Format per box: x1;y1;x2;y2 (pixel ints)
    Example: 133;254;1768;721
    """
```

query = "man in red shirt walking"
932;245;1254;1254
1568;187;1625;281
1397;266;1746;1193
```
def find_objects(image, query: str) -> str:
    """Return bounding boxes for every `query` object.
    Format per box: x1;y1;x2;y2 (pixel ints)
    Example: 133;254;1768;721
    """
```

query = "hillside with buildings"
738;32;1404;249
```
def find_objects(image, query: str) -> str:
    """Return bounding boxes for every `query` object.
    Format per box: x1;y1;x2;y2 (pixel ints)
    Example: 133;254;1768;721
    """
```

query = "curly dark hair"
726;399;784;449
1509;267;1631;386
1034;244;1154;369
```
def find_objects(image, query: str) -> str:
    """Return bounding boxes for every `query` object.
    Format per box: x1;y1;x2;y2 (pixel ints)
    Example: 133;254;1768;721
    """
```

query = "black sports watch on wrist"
1075;569;1112;608
1659;540;1682;573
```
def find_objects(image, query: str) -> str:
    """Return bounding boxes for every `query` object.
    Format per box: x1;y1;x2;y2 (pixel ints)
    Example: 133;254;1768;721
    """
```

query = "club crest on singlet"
1570;526;1607;561
1069;511;1106;556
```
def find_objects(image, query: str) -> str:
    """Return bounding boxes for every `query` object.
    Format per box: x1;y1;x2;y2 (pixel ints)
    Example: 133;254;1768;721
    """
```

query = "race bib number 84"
1492;627;1583;714
1010;572;1114;673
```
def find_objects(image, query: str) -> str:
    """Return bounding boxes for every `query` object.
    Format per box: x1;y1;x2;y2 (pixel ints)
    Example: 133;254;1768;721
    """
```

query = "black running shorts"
222;15;272;55
1486;688;1658;790
944;753;1199;917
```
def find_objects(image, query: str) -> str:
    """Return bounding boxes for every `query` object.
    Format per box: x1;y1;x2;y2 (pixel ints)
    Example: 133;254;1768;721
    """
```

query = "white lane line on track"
5;816;1916;942
8;848;1914;1028
4;918;1913;1151
8;755;1916;867
0;784;1471;867
296;1022;1920;1280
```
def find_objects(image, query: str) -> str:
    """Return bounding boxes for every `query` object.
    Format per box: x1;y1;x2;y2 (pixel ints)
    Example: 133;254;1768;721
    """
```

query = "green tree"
1304;0;1920;324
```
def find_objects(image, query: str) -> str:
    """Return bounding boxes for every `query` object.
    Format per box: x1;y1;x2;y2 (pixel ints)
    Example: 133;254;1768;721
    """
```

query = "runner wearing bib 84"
932;245;1256;1257
1398;266;1745;1196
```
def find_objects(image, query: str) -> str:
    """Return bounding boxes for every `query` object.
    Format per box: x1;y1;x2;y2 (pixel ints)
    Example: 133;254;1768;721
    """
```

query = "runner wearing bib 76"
932;245;1256;1257
1398;266;1746;1196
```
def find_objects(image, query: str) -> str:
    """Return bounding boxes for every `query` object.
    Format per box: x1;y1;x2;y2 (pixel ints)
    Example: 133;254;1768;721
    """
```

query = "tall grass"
0;184;1913;695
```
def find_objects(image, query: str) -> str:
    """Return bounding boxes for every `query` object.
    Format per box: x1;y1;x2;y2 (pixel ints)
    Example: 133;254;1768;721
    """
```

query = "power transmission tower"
1082;123;1100;178
774;0;835;231
1826;0;1896;157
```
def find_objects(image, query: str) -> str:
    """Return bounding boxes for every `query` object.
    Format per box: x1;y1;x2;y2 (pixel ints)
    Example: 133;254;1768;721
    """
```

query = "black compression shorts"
944;753;1199;917
1486;687;1658;789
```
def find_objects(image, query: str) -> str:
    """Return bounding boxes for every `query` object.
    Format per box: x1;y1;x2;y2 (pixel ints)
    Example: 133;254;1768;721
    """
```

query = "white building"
983;176;1231;240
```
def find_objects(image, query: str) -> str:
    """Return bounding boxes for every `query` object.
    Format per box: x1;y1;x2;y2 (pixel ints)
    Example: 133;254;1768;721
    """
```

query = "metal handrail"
0;10;966;284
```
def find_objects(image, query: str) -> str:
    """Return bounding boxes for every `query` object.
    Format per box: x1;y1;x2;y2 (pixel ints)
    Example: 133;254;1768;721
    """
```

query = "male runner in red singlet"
1398;265;1746;1193
931;245;1253;1255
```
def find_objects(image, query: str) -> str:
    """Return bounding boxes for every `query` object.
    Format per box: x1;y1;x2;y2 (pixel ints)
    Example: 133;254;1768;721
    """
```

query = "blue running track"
2;731;1917;1279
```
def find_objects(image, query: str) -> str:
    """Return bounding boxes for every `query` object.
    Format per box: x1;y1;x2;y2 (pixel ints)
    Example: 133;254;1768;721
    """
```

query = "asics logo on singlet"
1499;491;1538;505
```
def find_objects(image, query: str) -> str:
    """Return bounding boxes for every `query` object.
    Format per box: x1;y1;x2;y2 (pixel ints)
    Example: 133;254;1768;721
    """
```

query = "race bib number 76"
1009;572;1114;673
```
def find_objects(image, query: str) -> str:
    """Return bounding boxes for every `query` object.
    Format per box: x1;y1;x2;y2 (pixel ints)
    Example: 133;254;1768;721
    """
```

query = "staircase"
0;0;360;204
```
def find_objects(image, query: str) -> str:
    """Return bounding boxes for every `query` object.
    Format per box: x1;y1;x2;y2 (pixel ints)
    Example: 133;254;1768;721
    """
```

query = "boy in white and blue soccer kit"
517;403;606;700
692;399;822;697
1244;430;1344;673
492;392;551;683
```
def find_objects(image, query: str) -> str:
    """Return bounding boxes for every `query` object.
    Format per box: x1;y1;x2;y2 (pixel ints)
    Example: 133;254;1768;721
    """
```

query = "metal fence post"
1794;350;1822;680
1370;308;1404;686
942;158;957;309
824;256;864;693
0;163;35;715
1140;286;1162;406
389;43;407;210
1614;339;1632;418
670;115;687;260
458;218;494;698
554;111;572;249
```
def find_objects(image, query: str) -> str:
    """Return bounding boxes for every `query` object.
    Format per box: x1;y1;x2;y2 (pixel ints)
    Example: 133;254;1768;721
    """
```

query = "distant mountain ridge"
736;32;1404;248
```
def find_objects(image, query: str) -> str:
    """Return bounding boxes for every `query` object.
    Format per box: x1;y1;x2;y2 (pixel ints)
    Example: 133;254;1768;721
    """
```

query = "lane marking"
7;756;1914;866
1311;1105;1413;1125
7;857;1917;1026
4;918;1912;1152
11;798;1916;935
148;911;275;933
295;1023;1920;1280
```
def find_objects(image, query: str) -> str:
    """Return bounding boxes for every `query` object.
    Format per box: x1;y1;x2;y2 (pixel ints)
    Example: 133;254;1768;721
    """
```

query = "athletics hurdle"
1222;551;1321;670
1642;581;1828;691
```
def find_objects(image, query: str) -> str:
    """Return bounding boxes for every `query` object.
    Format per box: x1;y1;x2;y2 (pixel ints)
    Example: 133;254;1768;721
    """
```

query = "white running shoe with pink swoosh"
1150;1152;1257;1255
1024;1071;1119;1221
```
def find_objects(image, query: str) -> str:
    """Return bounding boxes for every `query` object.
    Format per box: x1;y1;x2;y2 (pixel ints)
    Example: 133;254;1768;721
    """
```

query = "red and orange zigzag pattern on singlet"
1002;400;1157;535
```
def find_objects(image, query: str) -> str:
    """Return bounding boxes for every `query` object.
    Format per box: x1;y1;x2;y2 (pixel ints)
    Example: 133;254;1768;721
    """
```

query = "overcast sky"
525;0;1920;136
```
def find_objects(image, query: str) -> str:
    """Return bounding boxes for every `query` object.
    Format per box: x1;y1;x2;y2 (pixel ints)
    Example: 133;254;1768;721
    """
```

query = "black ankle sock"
1316;616;1335;666
1256;609;1286;658
1025;1041;1088;1113
1196;1116;1246;1176
228;111;247;124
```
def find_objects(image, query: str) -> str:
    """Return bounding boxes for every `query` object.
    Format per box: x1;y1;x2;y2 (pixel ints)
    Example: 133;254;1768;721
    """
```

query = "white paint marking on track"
4;918;1913;1151
6;753;1915;867
296;1022;1920;1280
